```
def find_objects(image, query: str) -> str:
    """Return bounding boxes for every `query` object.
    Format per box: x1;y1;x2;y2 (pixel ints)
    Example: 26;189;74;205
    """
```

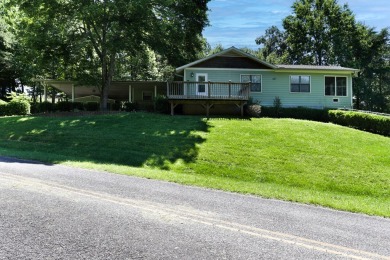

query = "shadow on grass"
0;113;211;170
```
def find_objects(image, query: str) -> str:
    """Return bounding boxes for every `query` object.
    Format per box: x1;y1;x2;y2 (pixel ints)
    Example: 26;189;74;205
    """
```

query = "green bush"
154;95;169;114
7;100;30;115
85;102;99;111
123;101;137;112
57;101;73;112
112;102;121;111
72;102;85;111
261;107;329;122
328;110;390;136
37;101;55;113
0;100;8;116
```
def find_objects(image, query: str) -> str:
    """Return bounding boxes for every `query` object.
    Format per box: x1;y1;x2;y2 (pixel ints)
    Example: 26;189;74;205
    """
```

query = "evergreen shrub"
328;110;390;136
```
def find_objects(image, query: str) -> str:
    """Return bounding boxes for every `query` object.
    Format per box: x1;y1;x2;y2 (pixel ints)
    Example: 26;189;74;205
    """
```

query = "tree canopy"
9;0;210;110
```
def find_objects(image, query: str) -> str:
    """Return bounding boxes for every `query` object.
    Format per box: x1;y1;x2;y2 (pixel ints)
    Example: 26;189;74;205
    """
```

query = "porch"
167;81;250;116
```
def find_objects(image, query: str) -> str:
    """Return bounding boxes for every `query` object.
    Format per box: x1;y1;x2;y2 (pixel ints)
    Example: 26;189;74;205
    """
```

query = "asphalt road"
0;156;389;260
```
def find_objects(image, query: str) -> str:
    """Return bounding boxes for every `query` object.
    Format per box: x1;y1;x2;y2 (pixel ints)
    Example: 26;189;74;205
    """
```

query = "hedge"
0;99;30;116
261;107;330;122
0;100;8;116
328;110;390;136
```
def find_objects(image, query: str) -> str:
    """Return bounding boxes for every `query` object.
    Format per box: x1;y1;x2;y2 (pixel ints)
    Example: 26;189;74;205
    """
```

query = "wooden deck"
167;82;250;116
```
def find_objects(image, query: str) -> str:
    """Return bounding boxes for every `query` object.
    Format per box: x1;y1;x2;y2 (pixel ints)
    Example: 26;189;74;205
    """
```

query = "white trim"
350;76;353;108
240;74;262;93
274;69;355;75
196;73;208;96
289;75;311;94
188;67;273;72
185;67;356;75
324;75;348;97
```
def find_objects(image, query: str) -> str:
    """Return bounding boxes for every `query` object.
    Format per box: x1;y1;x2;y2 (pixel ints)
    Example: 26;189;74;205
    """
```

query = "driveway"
0;156;389;259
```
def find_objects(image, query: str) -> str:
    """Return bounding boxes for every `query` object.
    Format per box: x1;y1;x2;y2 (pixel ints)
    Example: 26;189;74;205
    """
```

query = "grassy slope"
0;113;389;216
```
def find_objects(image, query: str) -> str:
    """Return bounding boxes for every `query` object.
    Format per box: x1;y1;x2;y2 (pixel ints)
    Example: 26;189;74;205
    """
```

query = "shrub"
85;102;99;111
280;107;330;122
0;100;8;116
7;100;30;115
72;102;85;111
123;101;137;112
273;96;282;117
57;101;73;112
246;104;262;117
328;110;390;136
112;102;121;111
154;95;169;114
38;101;55;113
261;107;329;122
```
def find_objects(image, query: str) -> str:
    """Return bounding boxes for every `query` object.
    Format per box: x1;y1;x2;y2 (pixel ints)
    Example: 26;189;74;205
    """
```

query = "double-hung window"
290;76;310;93
325;76;347;96
241;75;261;92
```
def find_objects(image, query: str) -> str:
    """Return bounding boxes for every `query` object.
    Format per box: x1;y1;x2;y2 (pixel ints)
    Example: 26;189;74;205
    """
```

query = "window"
241;75;261;92
290;76;310;93
325;76;347;96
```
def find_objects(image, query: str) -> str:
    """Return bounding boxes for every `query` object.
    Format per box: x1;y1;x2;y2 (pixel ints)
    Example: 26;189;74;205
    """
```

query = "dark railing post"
208;81;211;98
228;80;231;98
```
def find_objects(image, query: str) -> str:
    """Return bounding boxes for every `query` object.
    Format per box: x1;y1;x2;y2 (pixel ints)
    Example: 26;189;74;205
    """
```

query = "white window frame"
196;73;208;96
289;75;311;93
324;76;348;97
240;74;262;93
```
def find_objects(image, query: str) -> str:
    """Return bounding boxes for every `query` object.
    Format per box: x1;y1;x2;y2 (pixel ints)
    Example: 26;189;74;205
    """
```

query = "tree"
12;0;210;110
255;26;289;64
282;0;356;65
0;0;16;99
350;26;390;111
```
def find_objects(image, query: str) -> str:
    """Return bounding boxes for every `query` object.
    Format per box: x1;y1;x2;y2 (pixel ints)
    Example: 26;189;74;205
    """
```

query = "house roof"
176;47;277;73
176;46;358;73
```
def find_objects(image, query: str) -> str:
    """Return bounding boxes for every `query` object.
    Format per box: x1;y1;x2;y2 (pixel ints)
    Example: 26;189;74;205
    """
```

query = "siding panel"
185;69;353;109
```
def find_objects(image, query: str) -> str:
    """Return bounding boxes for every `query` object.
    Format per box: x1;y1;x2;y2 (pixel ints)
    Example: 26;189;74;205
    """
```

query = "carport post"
129;85;132;102
44;84;47;102
71;84;75;102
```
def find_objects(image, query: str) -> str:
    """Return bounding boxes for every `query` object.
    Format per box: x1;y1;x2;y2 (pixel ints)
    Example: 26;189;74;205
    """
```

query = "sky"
203;0;390;49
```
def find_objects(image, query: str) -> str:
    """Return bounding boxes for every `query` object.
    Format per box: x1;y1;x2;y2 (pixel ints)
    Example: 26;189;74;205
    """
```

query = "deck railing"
167;81;250;100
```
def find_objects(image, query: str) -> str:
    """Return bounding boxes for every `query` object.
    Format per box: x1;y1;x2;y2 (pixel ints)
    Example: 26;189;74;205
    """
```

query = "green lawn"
0;112;389;216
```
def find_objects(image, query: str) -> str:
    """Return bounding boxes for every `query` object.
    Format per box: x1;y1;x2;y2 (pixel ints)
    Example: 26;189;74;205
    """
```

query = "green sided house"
43;46;358;116
167;47;358;116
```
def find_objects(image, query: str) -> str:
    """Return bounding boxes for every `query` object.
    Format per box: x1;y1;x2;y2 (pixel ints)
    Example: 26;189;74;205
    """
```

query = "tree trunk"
100;54;116;111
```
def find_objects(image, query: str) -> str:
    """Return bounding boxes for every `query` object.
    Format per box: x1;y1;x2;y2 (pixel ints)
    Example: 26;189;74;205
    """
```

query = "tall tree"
0;0;16;98
350;26;390;111
255;26;288;64
12;0;209;110
282;0;356;65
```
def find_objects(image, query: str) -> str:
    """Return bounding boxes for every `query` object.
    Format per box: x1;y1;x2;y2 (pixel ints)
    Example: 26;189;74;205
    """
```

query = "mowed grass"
0;112;389;216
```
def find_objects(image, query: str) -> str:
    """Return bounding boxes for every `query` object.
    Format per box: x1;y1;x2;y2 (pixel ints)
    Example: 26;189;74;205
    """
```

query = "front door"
196;73;208;96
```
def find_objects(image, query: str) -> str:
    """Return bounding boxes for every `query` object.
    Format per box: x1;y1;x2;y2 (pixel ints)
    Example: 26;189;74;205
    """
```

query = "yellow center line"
1;172;389;260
